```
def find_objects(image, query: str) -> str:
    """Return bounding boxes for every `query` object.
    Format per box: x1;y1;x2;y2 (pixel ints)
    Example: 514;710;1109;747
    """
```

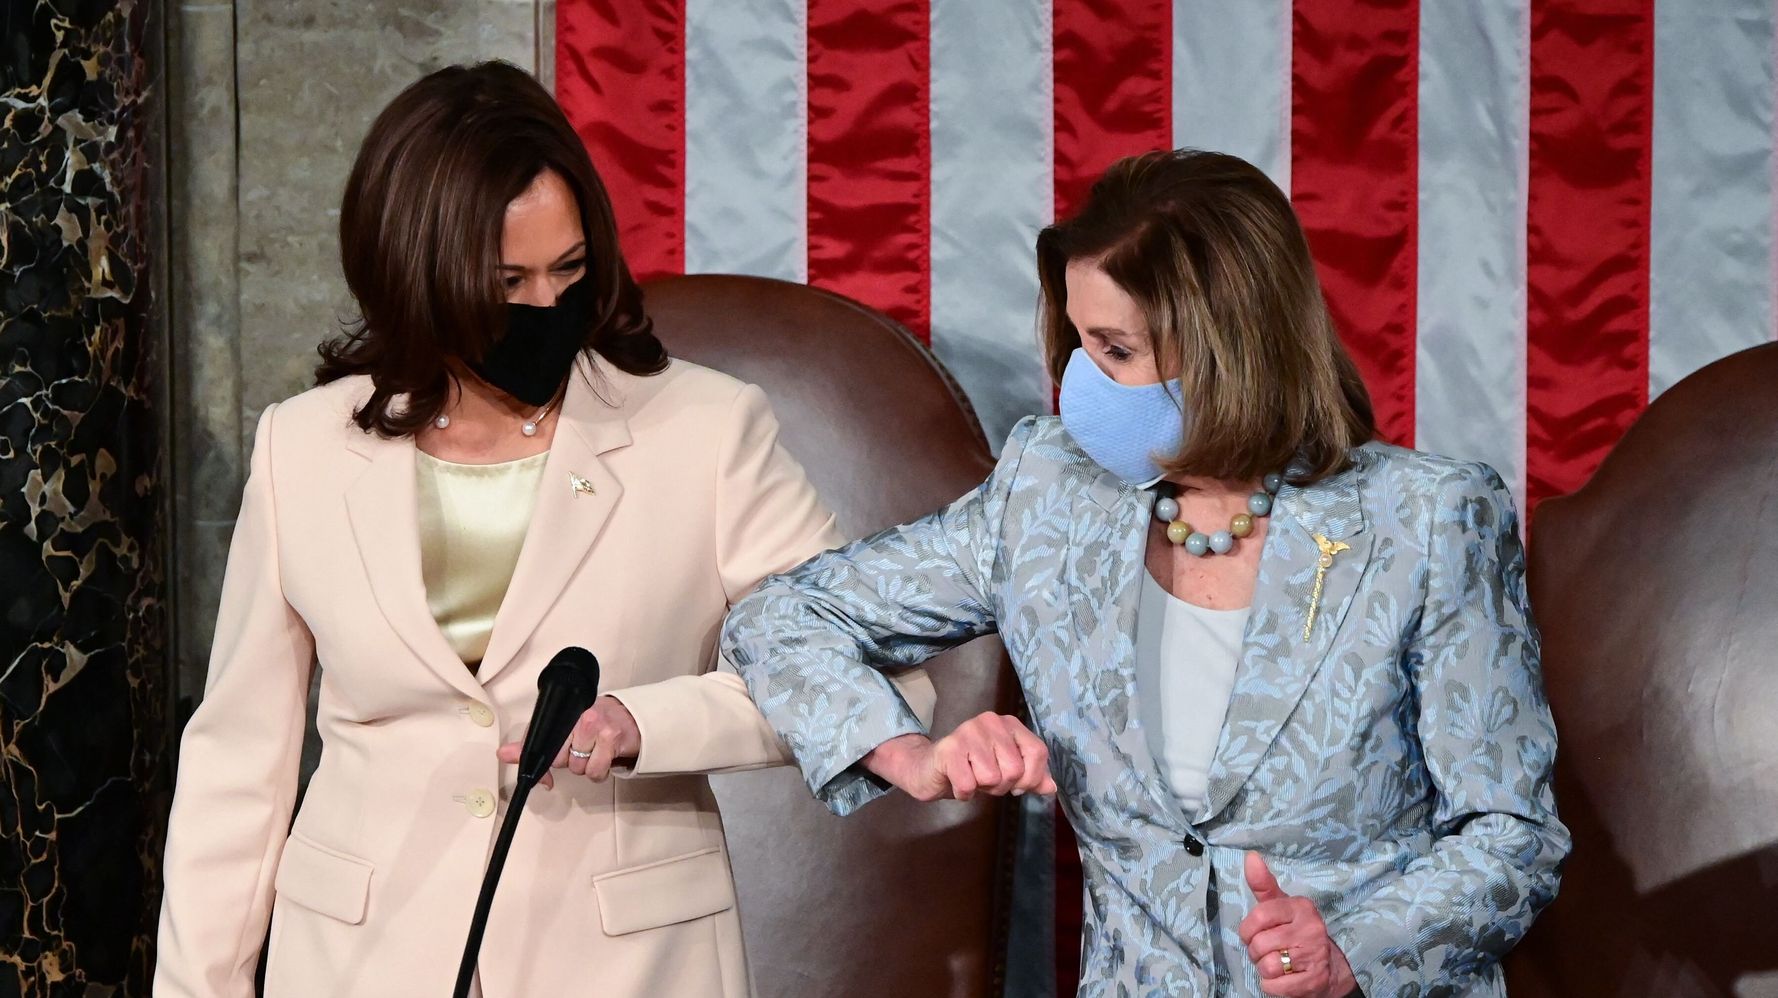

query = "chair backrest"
1506;343;1778;996
643;274;1022;998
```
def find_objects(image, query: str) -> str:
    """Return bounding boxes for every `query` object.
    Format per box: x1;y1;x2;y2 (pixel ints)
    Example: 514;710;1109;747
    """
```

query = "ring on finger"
568;745;594;760
1278;948;1299;975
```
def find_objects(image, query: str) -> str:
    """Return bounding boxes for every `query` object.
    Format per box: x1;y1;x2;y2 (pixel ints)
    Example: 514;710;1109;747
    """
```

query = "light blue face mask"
1057;348;1187;487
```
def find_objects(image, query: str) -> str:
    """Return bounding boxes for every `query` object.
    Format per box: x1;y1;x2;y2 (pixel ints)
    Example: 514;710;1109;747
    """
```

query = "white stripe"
1650;0;1775;398
1171;0;1291;191
929;0;1053;449
930;0;1054;986
1414;0;1531;507
683;0;806;281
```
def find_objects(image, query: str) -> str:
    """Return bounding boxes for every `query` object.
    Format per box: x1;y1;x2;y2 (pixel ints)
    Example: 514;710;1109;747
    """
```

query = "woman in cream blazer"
154;62;928;997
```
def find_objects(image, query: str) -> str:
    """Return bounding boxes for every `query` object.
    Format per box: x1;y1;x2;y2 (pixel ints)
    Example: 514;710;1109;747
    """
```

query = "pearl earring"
434;414;450;429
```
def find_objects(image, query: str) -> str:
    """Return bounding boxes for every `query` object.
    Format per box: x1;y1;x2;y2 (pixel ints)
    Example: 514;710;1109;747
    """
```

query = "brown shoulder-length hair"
1037;149;1374;484
317;60;666;436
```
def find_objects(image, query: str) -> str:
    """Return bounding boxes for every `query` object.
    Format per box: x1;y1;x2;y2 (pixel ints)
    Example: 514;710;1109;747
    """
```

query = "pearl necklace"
1152;472;1283;556
433;401;555;437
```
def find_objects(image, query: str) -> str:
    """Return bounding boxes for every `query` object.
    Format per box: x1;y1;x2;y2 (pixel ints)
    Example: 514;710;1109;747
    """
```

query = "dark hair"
1037;149;1375;483
317;61;666;436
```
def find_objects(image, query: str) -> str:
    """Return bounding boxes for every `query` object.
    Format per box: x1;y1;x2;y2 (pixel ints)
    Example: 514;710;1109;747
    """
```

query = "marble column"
0;0;169;992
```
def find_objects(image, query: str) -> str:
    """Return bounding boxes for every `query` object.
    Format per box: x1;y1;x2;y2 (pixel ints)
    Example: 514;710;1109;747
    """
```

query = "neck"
422;362;559;458
446;364;543;423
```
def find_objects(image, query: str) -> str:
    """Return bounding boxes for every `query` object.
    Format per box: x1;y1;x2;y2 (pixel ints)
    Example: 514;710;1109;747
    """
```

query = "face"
1064;259;1167;386
500;169;587;306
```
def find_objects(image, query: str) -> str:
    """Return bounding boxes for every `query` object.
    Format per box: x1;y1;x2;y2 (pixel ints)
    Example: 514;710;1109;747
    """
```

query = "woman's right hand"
863;713;1057;802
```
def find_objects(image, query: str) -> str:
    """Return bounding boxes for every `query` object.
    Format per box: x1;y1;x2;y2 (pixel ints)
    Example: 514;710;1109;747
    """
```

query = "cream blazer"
155;356;931;997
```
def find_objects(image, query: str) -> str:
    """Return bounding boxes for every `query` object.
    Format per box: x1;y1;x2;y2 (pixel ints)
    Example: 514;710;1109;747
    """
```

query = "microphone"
454;647;601;998
516;647;602;786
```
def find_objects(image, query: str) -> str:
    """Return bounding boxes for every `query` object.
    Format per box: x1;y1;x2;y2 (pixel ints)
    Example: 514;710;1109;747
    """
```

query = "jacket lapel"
1199;458;1373;821
343;432;488;702
1071;472;1194;833
473;363;630;686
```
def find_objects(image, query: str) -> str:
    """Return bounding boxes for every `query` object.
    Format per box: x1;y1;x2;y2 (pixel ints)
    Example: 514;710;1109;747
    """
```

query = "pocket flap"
592;847;735;936
274;833;374;925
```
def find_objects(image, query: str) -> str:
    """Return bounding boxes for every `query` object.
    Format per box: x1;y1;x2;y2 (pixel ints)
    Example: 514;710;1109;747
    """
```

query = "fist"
496;695;641;789
864;713;1057;802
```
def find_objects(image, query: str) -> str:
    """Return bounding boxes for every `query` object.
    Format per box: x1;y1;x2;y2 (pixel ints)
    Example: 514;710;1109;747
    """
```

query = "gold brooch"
569;472;596;497
1304;533;1351;640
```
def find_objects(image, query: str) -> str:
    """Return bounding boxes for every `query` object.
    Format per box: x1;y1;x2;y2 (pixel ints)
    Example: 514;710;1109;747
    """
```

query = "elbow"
719;581;805;711
1533;813;1572;912
1492;806;1569;919
719;581;780;671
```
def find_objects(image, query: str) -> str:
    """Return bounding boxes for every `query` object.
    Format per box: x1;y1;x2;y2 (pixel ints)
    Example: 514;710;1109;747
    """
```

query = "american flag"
554;0;1776;991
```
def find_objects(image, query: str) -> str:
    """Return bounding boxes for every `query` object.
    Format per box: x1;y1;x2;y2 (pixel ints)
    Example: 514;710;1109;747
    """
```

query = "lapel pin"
1304;533;1351;640
569;472;596;497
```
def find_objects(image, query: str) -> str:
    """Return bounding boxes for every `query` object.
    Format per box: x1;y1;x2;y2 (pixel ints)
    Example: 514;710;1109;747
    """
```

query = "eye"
553;258;586;274
503;275;524;290
1103;344;1133;363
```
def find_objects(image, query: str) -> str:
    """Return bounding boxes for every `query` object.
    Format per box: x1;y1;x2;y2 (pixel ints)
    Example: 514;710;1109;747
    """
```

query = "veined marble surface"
0;0;170;991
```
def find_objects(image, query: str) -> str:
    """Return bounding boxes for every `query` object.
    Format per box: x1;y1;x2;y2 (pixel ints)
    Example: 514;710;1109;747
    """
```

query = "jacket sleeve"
155;404;315;998
720;417;1037;815
605;384;935;778
1326;463;1571;995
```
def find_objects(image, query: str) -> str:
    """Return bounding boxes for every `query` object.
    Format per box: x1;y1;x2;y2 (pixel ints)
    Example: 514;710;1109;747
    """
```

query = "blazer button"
464;789;496;818
466;703;495;728
1183;834;1205;857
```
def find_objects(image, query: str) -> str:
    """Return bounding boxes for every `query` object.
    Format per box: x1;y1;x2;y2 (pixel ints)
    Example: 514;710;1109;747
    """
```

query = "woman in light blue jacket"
723;150;1568;997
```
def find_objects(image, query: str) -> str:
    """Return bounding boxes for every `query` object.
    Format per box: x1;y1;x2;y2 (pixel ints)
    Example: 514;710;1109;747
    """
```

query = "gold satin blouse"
415;449;549;667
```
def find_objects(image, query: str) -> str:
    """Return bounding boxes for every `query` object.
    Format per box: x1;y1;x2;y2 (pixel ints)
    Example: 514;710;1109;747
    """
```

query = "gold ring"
1279;948;1296;974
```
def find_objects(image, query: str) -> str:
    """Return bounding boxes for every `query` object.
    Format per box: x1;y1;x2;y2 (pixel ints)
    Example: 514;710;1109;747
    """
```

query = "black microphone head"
538;646;600;699
516;647;603;788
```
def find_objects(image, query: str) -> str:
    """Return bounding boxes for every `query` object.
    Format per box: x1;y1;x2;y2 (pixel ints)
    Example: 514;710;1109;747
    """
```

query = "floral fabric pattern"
724;417;1569;997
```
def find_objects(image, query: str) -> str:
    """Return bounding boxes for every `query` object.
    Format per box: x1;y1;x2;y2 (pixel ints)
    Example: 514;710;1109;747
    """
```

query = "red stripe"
1052;0;1173;220
1289;0;1420;448
806;0;931;340
1526;0;1653;515
1050;801;1084;993
555;0;686;281
1050;5;1171;987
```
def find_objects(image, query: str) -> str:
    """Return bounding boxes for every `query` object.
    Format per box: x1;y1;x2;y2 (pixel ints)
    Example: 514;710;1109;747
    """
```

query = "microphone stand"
452;779;534;998
452;647;599;998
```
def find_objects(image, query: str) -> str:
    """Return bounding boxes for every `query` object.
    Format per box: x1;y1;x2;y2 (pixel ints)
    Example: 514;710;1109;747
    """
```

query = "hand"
862;712;1057;803
496;695;641;789
1238;852;1360;998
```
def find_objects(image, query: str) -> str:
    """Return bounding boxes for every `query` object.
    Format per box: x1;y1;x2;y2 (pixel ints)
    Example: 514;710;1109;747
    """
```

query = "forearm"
724;419;1036;812
1326;810;1567;994
605;672;793;777
726;577;961;812
157;684;308;996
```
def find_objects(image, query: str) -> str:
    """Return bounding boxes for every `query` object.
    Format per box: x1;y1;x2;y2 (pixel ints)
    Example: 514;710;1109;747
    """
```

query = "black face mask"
472;277;593;407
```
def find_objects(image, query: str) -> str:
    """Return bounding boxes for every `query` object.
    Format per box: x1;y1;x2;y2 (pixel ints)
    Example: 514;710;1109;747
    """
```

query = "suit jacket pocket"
274;832;374;925
592;846;735;936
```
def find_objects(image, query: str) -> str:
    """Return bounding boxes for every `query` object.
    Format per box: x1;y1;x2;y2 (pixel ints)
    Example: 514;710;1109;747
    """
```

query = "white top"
414;450;549;667
1133;571;1249;817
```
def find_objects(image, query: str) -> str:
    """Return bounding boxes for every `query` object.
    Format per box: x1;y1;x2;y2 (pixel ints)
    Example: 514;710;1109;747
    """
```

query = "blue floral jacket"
723;417;1569;997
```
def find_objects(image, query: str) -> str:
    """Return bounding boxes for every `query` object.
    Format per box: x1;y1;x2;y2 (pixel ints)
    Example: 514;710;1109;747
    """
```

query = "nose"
508;272;577;308
507;275;556;307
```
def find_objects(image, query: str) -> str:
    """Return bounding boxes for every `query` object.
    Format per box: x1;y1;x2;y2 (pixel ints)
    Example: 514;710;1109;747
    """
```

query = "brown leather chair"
1507;343;1778;996
643;274;1022;998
